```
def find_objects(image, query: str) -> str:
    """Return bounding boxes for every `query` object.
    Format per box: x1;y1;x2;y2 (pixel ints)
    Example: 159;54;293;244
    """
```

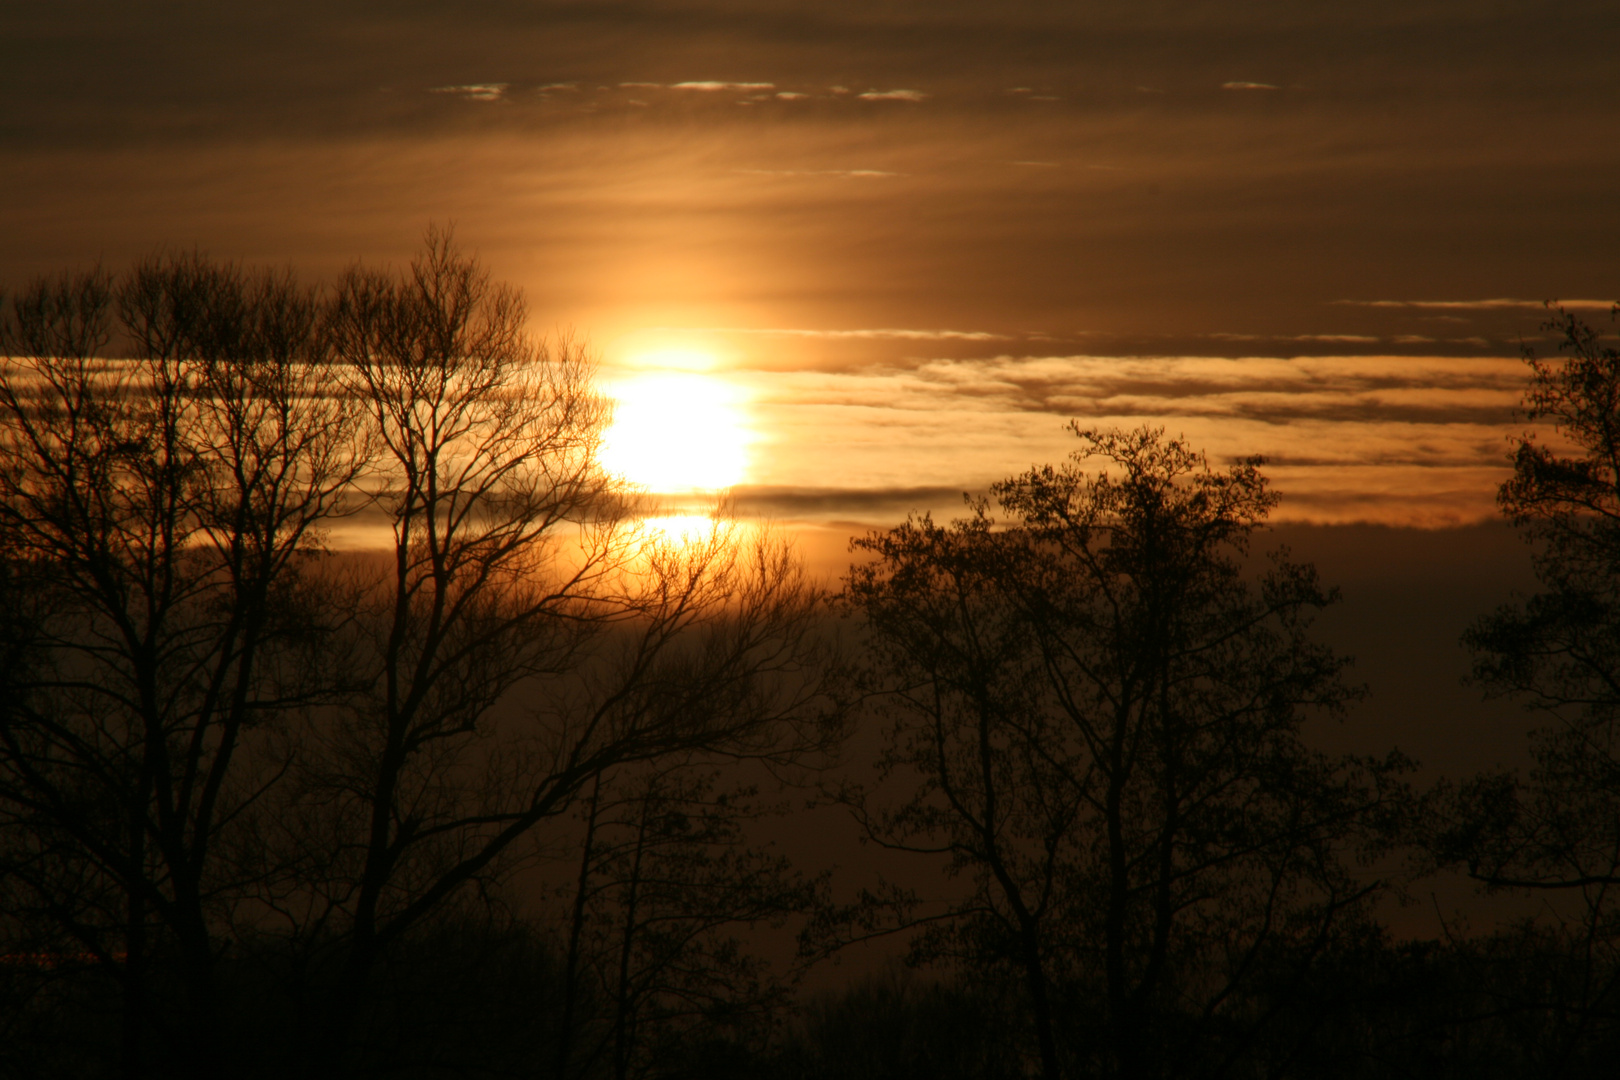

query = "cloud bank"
724;352;1530;527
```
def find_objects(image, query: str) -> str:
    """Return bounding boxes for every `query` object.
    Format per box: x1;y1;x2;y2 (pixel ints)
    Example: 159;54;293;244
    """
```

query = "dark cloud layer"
7;1;1620;146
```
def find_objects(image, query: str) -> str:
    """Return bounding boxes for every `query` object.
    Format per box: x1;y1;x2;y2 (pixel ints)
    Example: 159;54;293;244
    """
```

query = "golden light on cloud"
599;369;750;492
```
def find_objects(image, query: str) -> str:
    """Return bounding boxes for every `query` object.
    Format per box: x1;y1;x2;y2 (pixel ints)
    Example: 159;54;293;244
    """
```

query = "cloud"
746;353;1527;428
775;91;809;100
727;353;1531;526
671;81;775;92
1222;81;1280;91
1335;298;1617;310
858;89;928;102
733;169;901;178
1209;333;1380;344
428;83;507;102
701;326;1009;341
729;484;972;518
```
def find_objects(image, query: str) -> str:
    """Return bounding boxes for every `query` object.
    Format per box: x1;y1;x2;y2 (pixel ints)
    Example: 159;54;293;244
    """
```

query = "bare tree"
272;231;838;1074
839;426;1409;1080
555;764;825;1080
0;255;364;1079
0;234;841;1078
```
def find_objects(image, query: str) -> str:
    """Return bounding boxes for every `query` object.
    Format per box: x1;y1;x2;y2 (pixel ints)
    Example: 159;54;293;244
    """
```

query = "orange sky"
3;1;1618;527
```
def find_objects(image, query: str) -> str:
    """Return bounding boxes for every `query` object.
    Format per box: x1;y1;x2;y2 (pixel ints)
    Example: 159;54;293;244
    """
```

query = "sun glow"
599;369;750;492
628;347;720;372
636;513;727;545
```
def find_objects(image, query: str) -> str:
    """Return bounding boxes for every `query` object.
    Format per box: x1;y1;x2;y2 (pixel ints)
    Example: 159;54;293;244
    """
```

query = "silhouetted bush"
774;967;1024;1080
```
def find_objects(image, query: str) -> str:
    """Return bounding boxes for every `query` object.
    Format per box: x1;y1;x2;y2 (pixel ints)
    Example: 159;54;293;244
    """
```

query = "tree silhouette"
1433;304;1620;1055
777;967;1024;1080
1450;305;1620;890
555;765;824;1080
0;235;841;1079
223;232;840;1075
0;256;365;1079
839;426;1409;1080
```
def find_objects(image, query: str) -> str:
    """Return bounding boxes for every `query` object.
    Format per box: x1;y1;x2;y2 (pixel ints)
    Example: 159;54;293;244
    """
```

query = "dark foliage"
833;426;1412;1080
774;967;1024;1080
1446;305;1620;894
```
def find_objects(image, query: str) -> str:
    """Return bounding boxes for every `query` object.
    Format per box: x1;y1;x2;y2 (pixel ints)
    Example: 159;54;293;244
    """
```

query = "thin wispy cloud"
732;353;1530;525
1335;298;1617;310
698;326;1008;341
1222;81;1280;91
428;83;507;101
1209;332;1380;343
858;89;928;102
728;485;970;518
733;169;902;178
671;81;775;92
743;353;1526;431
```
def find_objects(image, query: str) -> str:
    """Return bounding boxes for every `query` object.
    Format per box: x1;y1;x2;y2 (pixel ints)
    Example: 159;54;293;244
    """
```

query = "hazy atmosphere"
4;3;1620;1079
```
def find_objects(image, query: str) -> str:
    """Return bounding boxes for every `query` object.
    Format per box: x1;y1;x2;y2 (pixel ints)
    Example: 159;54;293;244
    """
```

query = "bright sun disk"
599;370;750;492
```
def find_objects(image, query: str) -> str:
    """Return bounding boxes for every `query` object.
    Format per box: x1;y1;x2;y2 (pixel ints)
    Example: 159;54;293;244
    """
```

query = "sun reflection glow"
635;514;726;546
600;370;750;492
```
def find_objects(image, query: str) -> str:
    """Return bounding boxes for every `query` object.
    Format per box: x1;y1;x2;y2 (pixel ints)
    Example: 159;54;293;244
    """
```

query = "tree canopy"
839;425;1410;1080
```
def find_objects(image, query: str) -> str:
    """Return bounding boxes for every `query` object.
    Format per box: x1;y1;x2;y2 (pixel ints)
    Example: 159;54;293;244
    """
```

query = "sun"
599;369;750;492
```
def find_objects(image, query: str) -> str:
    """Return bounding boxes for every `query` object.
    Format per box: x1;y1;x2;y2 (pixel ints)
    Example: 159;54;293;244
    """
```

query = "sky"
5;1;1619;791
6;0;1620;528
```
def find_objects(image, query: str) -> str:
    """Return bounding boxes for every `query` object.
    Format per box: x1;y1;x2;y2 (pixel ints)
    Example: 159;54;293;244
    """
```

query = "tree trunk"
122;862;147;1080
557;774;602;1080
612;796;650;1080
1019;917;1062;1080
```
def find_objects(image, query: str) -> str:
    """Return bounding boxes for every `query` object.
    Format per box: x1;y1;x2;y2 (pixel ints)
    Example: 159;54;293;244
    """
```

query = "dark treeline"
2;240;1619;1079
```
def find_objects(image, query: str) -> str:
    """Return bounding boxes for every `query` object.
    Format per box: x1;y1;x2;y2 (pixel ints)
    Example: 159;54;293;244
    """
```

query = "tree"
555;765;825;1080
839;426;1408;1080
0;255;364;1079
1450;304;1620;890
249;231;838;1076
0;235;842;1079
1435;304;1620;1057
777;966;1025;1080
